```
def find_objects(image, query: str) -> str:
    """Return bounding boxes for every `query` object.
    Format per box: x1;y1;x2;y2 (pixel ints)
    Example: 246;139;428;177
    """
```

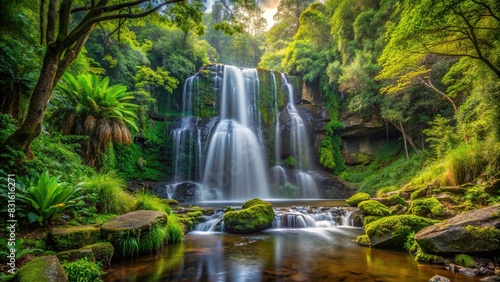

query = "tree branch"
58;0;73;39
40;0;45;45
65;0;182;49
417;77;459;114
471;0;500;23
46;0;58;44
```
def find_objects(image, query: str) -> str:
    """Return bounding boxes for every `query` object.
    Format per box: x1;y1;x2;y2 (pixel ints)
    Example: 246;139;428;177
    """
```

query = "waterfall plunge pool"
103;202;478;282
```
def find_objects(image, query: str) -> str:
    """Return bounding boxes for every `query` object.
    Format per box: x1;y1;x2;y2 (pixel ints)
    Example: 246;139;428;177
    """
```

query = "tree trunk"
389;120;422;155
400;121;409;160
4;45;61;156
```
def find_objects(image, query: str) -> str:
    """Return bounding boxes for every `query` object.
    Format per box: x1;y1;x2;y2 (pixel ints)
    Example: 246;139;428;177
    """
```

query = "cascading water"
202;66;270;200
281;74;319;198
171;75;202;183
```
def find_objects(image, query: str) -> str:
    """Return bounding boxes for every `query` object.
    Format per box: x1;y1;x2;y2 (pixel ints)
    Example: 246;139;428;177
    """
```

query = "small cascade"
192;206;356;232
203;66;270;200
193;212;225;232
272;206;346;229
340;209;356;226
281;74;319;198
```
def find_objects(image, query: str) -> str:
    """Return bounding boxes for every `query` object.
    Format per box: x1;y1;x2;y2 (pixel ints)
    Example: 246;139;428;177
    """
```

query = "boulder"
429;275;450;282
56;248;95;263
365;215;436;248
12;255;68;282
50;225;100;251
358;200;390;216
164;181;203;203
56;242;114;266
346;192;371;207
101;210;168;257
484;179;500;196
373;194;407;207
223;198;275;233
415;204;500;254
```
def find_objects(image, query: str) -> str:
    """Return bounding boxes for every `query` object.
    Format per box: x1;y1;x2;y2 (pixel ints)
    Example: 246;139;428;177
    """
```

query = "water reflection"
104;227;479;282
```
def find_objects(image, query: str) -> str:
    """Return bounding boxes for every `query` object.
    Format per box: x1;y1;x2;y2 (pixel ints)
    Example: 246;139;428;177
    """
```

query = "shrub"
18;171;83;225
62;257;103;282
442;143;487;185
454;254;475;267
346;192;371;207
82;171;134;215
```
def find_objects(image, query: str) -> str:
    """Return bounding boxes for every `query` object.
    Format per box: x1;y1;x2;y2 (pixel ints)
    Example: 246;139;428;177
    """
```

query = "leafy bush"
277;182;300;198
0;239;43;262
82;171;134;215
62;257;103;282
18;171;83;225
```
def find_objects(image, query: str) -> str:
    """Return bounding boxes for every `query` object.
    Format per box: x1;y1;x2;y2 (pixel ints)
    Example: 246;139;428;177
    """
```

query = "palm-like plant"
50;73;139;167
18;171;83;225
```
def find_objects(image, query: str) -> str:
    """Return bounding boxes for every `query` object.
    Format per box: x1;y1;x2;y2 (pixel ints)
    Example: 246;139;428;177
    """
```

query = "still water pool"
104;226;479;282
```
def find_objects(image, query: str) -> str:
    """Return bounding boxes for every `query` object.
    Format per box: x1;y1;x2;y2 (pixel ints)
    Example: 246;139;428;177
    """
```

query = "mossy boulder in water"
346;192;371;207
50;225;100;251
12;255;68;282
415;204;500;254
223;198;275;233
101;210;168;257
365;215;437;248
358;200;390;216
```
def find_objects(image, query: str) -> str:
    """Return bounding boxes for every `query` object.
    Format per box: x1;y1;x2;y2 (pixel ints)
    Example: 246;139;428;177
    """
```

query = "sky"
205;0;280;29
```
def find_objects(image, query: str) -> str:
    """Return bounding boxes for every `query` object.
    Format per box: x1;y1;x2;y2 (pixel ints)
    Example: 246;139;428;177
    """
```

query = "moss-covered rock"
373;194;407;207
12;255;68;282
363;216;382;226
223;198;275;233
85;242;114;266
409;197;446;218
415;204;500;253
356;235;371;246
56;248;95;263
50;225;100;251
410;187;429;200
101;210;169;257
365;215;437;248
346;192;371;207
358;200;390;216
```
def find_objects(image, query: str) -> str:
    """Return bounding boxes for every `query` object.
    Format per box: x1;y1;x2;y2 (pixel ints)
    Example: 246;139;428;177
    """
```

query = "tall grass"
133;189;171;214
82;171;134;214
166;214;184;243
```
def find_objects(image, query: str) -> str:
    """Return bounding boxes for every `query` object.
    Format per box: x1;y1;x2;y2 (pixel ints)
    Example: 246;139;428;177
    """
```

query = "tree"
50;73;139;167
3;0;199;159
380;0;500;79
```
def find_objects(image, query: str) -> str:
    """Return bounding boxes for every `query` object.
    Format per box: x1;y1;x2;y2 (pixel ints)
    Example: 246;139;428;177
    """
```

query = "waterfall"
202;66;270;200
281;74;319;198
171;76;202;182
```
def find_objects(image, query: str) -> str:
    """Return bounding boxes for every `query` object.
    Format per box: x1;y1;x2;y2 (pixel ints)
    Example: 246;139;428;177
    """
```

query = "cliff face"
340;110;396;165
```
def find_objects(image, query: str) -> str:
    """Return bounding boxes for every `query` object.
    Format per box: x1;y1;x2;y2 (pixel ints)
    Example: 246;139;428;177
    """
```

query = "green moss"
224;199;275;233
356;235;371;246
465;225;500;243
415;250;444;264
346;192;371;207
85;242;114;266
358;200;390;216
50;226;101;251
13;256;68;282
381;194;407;207
409;198;445;217
454;254;475;267
366;215;437;248
410;187;429;200
363;216;382;226
56;248;95;263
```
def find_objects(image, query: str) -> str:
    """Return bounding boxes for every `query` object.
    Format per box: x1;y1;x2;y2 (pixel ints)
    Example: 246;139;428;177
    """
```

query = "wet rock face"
164;181;203;203
415;204;500;254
